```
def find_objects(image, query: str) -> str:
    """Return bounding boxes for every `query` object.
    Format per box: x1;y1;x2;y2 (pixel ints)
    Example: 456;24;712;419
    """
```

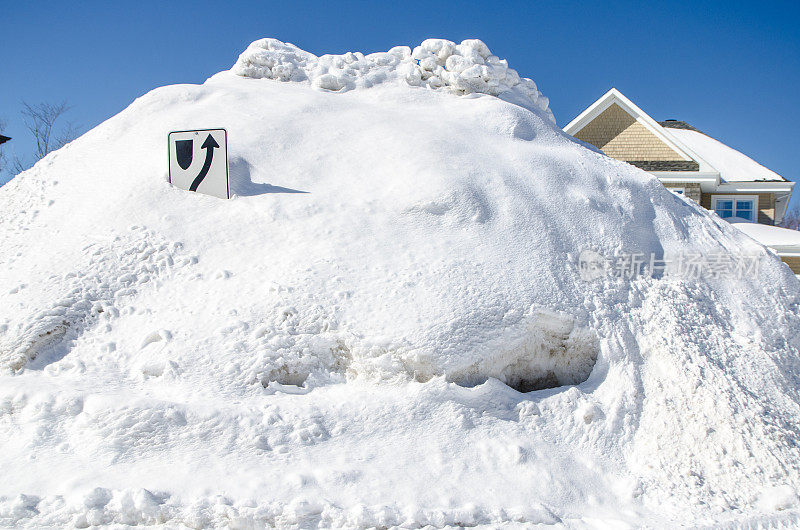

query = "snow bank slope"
1;39;800;527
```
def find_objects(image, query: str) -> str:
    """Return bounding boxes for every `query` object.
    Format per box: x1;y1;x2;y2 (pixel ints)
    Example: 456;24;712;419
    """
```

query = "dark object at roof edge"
659;120;704;134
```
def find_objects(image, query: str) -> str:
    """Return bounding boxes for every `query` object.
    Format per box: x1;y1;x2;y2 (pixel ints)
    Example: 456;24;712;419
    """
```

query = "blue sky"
1;1;799;207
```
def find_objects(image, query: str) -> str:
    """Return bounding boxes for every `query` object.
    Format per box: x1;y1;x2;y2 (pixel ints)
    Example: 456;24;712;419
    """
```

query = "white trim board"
715;182;794;194
652;173;719;192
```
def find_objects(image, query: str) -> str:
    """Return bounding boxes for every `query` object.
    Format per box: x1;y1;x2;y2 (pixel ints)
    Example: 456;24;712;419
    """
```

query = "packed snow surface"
1;38;800;528
668;127;788;183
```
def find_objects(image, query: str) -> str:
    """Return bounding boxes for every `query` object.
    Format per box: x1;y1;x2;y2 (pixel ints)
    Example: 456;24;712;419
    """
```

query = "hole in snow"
259;368;309;388
502;372;562;393
450;309;598;393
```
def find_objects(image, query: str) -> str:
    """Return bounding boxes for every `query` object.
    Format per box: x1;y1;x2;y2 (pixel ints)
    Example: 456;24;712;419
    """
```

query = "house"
564;88;800;275
0;135;10;145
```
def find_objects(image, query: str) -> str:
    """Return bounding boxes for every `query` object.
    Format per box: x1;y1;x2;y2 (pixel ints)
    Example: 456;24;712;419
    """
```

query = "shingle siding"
759;193;776;225
629;160;699;171
781;257;800;275
574;103;686;162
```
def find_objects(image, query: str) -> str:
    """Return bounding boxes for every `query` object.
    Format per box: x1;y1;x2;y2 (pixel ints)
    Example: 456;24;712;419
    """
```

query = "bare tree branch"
20;101;76;161
55;120;82;150
10;101;80;174
11;155;26;175
781;205;800;231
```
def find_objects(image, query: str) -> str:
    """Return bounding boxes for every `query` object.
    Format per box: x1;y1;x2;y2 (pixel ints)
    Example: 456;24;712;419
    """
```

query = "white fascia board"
715;182;795;194
563;88;619;134
650;172;720;192
771;247;800;257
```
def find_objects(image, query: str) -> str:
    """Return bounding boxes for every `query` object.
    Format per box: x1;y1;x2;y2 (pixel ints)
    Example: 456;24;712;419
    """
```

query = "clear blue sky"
2;1;799;206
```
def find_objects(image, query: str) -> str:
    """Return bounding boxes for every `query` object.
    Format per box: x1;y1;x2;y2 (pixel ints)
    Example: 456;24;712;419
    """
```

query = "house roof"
563;88;715;173
565;88;790;184
665;127;788;183
0;135;10;145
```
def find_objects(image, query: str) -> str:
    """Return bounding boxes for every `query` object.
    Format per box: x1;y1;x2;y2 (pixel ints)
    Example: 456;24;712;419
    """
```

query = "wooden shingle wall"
780;257;800;275
574;104;686;162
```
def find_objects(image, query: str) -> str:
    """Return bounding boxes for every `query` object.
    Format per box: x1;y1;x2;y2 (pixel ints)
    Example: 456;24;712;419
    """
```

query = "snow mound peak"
231;38;554;122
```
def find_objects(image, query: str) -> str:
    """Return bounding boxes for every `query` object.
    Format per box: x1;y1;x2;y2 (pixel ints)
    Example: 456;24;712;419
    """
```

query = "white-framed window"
711;195;758;223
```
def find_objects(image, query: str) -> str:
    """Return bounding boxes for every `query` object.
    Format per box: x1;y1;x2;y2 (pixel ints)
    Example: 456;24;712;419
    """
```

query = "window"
711;195;758;223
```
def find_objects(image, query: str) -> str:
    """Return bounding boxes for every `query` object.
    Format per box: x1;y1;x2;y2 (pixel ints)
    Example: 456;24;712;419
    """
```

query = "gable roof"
565;88;792;185
0;135;10;145
574;103;691;166
563;88;715;173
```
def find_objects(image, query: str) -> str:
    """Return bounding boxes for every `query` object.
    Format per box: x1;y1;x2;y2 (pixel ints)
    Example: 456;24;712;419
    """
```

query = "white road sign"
168;128;229;199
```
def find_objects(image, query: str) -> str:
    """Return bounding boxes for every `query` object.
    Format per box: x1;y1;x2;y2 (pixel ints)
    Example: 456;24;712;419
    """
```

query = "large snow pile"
1;38;800;528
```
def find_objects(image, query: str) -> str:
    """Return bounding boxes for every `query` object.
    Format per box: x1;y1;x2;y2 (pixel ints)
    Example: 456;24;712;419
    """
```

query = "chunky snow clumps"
231;38;554;122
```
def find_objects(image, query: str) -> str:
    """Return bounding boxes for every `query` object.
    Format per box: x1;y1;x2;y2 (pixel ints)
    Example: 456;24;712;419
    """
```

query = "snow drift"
1;38;800;528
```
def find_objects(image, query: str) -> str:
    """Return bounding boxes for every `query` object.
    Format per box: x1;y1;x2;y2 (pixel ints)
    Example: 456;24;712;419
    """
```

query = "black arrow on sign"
189;134;220;192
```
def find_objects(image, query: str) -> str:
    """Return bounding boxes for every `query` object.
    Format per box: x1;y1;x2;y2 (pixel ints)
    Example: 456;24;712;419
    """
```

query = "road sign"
168;128;229;199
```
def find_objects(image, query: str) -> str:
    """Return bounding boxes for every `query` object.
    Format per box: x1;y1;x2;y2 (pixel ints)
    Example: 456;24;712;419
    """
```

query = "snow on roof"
231;38;554;122
731;221;800;248
666;127;787;183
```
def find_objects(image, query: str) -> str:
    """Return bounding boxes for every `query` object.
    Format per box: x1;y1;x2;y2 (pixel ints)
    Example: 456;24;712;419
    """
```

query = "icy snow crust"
1;38;800;527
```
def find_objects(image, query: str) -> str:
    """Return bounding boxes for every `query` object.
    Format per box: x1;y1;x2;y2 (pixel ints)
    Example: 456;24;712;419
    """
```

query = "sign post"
168;128;229;199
